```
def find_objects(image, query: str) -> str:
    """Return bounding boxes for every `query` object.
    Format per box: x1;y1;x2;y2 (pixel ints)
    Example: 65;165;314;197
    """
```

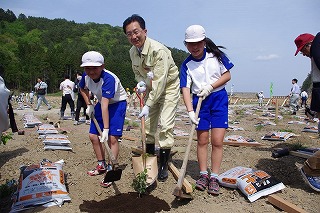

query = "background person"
74;71;90;125
300;90;308;108
258;91;264;107
79;51;127;188
294;32;320;190
289;78;300;115
34;77;52;111
0;75;10;133
59;74;75;120
123;14;180;182
29;91;34;104
180;25;233;195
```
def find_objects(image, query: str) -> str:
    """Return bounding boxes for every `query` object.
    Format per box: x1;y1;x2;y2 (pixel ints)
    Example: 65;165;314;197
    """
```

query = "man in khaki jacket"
123;14;180;182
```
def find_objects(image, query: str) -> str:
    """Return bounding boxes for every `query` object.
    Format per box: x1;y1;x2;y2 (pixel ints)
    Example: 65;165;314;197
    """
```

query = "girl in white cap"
180;25;233;195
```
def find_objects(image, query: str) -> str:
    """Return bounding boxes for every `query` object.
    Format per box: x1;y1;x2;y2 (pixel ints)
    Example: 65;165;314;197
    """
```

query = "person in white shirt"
0;76;10;133
29;91;34;104
300;90;308;108
258;91;264;107
289;78;300;115
59;74;75;119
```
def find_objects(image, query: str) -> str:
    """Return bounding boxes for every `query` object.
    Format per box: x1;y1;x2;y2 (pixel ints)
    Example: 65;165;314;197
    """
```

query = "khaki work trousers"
145;87;179;148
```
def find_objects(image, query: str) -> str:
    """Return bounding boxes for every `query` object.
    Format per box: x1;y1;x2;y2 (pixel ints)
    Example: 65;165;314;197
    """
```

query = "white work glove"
188;111;199;125
197;84;214;99
138;105;150;118
147;71;154;80
136;81;147;93
100;128;109;143
86;105;94;118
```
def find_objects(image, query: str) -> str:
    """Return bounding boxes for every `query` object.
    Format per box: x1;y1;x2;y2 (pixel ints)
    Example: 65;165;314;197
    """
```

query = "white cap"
185;25;206;42
80;51;104;67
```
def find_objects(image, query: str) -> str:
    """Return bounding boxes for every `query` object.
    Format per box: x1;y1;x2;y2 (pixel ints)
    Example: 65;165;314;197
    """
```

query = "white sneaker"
73;121;79;125
85;120;91;125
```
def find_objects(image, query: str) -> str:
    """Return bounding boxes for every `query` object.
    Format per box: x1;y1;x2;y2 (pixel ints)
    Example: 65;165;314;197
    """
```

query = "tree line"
0;8;188;93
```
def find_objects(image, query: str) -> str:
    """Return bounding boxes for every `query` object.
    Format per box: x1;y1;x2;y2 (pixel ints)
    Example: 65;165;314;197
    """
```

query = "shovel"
92;114;122;183
132;92;158;186
173;97;203;199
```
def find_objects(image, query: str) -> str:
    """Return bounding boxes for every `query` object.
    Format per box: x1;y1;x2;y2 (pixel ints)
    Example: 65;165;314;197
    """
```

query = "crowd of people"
1;14;319;194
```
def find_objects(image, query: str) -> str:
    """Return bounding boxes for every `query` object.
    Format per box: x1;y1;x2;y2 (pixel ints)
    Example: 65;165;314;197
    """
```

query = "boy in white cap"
79;51;127;188
180;25;233;195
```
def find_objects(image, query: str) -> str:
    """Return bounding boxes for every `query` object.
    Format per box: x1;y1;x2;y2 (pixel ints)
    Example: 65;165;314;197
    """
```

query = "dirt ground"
1;96;319;213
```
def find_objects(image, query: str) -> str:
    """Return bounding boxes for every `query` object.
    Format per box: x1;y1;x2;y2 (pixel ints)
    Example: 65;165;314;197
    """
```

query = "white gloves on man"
197;84;214;99
188;111;199;125
147;71;154;80
136;81;147;93
86;105;95;118
100;128;109;143
139;105;150;118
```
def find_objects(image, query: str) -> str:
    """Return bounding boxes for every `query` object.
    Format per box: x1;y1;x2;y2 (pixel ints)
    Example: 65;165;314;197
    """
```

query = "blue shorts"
192;88;228;130
89;101;127;136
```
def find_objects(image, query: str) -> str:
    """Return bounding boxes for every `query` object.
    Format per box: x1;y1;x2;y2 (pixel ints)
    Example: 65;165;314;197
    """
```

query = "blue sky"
1;0;319;96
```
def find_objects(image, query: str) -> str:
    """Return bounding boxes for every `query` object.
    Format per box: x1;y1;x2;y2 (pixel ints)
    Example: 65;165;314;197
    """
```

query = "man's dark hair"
122;14;145;34
76;71;82;76
292;78;298;83
64;74;70;79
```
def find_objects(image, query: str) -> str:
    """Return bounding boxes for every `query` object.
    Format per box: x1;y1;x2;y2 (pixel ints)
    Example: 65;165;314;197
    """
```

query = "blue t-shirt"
180;50;234;94
79;68;127;104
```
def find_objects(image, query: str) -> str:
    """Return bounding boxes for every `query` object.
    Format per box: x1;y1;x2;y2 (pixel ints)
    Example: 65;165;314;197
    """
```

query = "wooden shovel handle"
92;113;119;167
176;97;203;189
135;91;147;156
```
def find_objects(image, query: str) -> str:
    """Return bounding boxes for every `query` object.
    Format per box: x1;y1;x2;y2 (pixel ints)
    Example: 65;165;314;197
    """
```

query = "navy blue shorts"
89;101;127;136
192;88;228;130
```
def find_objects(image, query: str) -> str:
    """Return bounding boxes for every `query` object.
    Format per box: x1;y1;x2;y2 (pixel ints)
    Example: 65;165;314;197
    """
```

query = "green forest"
0;8;188;93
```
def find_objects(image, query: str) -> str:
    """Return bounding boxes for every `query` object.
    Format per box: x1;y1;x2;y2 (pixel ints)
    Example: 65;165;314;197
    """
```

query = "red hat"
294;33;315;56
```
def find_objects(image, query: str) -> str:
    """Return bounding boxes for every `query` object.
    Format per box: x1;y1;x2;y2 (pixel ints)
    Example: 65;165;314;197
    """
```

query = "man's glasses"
126;29;143;38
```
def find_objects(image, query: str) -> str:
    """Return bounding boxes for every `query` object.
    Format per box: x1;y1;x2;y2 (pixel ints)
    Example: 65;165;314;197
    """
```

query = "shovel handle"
135;91;147;156
176;97;203;189
91;113;119;168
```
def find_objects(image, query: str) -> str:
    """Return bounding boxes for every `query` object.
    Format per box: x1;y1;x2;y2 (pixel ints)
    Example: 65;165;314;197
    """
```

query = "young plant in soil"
1;132;13;145
132;168;147;198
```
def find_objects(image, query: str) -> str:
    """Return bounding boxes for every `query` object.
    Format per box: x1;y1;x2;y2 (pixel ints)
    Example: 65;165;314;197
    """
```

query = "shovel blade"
172;186;193;200
103;169;122;183
132;155;158;186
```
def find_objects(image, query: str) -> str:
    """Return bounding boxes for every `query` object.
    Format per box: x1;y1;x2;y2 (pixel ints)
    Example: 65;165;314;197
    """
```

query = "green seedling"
290;142;307;151
255;124;264;131
132;168;147;197
1;132;13;145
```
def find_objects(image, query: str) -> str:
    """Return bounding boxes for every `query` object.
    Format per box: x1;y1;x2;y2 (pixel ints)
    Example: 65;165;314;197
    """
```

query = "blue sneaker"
300;167;320;192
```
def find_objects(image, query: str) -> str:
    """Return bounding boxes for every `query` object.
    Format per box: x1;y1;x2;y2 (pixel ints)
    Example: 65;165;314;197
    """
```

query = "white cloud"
255;54;280;61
